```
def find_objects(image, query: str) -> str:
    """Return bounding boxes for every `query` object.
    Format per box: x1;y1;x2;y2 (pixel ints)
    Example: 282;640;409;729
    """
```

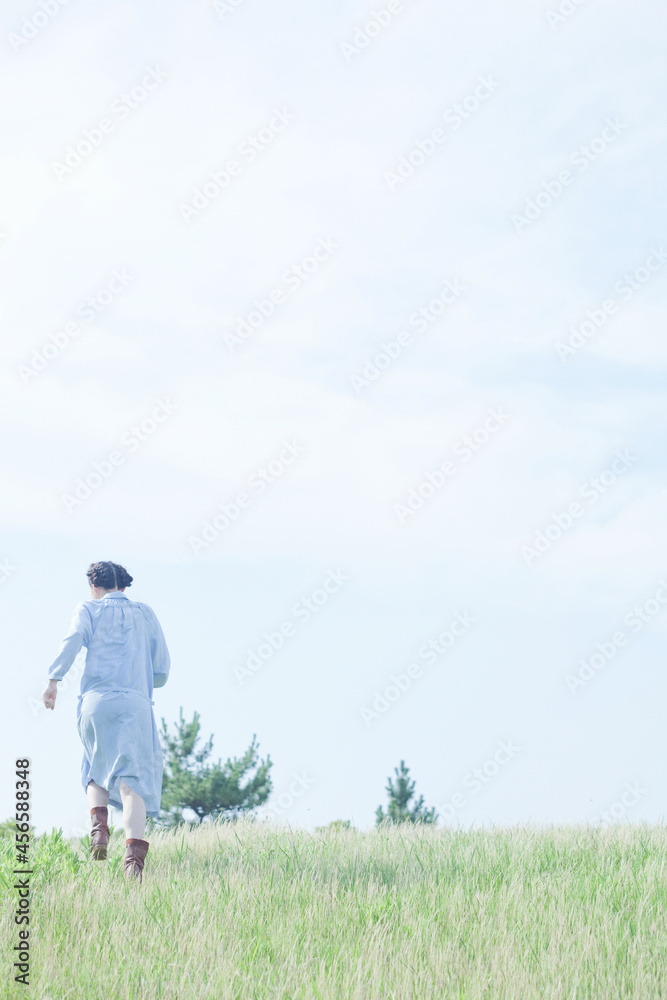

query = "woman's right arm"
143;606;171;687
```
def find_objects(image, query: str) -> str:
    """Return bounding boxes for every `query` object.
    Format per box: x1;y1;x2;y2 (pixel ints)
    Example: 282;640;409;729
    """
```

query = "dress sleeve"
143;606;171;688
47;603;94;681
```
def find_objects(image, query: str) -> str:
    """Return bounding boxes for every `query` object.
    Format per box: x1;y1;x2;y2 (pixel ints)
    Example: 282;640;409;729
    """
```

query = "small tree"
375;760;437;826
0;819;35;838
315;819;355;834
159;708;273;825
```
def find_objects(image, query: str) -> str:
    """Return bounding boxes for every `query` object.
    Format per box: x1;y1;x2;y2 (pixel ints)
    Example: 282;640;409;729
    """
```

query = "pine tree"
375;760;437;826
158;708;273;825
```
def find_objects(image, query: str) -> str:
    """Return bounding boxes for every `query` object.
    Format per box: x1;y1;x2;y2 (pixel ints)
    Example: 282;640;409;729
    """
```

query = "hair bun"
86;561;133;589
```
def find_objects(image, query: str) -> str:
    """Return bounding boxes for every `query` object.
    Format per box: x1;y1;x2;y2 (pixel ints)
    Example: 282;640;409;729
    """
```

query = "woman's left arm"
44;603;94;690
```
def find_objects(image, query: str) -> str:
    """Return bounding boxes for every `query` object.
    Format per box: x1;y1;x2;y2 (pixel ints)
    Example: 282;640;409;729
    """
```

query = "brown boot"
123;839;149;882
90;806;110;861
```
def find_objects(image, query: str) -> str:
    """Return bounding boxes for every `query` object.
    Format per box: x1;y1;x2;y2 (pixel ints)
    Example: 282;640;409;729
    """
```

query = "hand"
42;680;58;711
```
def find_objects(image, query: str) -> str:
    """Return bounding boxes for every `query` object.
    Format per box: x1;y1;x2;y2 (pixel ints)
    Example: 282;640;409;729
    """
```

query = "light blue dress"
47;591;170;818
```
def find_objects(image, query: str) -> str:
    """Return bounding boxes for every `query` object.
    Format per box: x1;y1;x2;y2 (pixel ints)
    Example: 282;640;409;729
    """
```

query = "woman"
42;561;171;882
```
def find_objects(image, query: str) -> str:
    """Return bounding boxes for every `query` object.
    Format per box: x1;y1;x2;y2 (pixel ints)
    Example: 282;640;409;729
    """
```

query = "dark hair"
86;561;133;590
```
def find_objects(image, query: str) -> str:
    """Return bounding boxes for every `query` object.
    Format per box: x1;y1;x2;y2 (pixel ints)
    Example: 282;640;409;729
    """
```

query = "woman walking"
42;561;171;882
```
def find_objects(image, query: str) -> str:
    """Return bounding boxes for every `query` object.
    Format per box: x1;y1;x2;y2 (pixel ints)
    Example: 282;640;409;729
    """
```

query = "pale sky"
2;0;667;835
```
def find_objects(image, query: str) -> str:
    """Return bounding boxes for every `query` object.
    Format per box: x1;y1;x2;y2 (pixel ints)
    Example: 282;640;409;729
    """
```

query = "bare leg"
86;780;109;808
119;778;147;841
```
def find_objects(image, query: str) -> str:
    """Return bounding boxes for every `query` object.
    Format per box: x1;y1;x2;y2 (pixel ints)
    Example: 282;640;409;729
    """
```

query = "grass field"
2;818;667;999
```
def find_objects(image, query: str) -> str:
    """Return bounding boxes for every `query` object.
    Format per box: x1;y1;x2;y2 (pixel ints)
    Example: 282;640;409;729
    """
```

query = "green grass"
2;818;667;999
